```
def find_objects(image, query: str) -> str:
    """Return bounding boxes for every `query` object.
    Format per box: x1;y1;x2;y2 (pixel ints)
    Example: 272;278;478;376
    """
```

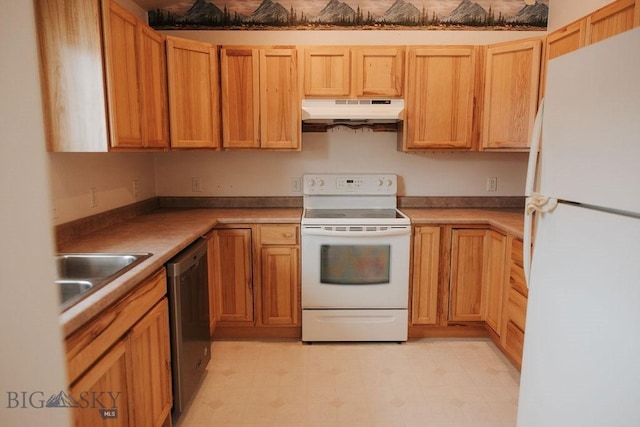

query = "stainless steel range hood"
301;99;404;124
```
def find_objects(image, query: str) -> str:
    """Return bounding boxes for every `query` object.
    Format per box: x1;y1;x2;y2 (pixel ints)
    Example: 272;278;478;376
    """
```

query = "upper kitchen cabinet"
481;38;542;151
403;46;479;150
35;0;169;152
221;47;299;150
36;0;110;152
546;19;587;61
303;47;351;97
585;0;639;45
302;46;404;98
166;37;221;149
102;0;169;150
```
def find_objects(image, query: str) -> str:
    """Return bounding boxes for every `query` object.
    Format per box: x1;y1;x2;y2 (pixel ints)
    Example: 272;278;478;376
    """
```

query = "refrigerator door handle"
524;195;558;286
523;99;545;288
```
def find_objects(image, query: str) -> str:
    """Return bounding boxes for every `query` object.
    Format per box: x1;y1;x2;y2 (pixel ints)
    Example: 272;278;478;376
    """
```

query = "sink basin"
55;253;152;311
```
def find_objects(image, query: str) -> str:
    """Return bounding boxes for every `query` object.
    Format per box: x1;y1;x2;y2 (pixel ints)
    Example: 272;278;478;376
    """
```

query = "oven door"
301;225;410;309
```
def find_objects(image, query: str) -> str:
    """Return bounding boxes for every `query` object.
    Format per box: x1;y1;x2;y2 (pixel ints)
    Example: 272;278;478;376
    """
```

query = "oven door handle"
302;228;410;237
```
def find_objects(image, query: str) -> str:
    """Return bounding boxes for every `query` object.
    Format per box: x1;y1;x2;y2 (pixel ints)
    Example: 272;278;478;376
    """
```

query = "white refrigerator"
517;28;640;426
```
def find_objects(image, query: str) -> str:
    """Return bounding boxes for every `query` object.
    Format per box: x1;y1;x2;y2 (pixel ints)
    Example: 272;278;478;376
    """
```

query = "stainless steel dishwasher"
166;238;211;421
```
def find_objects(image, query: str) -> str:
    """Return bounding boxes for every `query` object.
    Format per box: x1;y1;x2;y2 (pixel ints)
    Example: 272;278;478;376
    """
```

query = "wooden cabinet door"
411;226;441;325
484;231;507;335
353;47;404;97
259;246;300;326
127;299;172;427
213;229;254;323
449;229;489;321
405;46;477;150
70;340;130;427
482;38;542;151
166;36;220;149
36;0;110;152
102;0;143;149
586;0;638;45
547;19;586;60
259;49;300;150
303;47;351;97
220;48;260;148
138;25;169;149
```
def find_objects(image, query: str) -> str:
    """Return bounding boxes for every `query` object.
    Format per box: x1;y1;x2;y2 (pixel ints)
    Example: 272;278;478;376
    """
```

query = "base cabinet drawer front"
504;320;525;366
260;224;299;245
506;288;527;331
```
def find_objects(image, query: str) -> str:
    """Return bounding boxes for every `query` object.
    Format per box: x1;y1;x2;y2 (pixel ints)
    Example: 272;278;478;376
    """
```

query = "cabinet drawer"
504;320;525;363
506;288;527;331
509;262;528;297
511;238;523;267
260;225;299;245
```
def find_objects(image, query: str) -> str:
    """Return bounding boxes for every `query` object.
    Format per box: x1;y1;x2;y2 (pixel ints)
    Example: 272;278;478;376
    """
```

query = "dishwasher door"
166;238;211;421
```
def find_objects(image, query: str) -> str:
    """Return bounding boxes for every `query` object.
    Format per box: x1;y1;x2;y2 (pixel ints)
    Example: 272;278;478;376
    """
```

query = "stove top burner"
304;209;403;219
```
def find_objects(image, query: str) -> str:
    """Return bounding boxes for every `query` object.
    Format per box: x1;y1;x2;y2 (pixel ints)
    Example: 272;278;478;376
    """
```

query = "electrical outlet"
291;177;301;193
132;179;139;198
192;177;201;192
89;187;97;207
486;177;498;192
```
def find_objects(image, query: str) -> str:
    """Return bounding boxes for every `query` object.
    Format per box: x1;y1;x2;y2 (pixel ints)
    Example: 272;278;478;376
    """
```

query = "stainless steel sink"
55;253;152;311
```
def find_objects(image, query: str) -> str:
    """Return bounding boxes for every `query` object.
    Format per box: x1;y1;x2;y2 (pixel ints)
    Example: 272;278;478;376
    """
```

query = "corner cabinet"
403;46;479;150
481;38;542;151
65;269;172;426
220;47;300;150
166;37;221;149
303;46;404;98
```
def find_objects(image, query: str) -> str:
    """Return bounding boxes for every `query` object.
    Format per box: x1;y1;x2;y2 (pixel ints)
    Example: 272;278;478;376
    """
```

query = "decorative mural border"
148;0;549;31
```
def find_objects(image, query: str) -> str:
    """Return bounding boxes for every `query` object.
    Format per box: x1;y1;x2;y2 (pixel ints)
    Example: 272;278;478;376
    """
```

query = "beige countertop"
58;206;521;337
402;208;524;238
59;208;302;337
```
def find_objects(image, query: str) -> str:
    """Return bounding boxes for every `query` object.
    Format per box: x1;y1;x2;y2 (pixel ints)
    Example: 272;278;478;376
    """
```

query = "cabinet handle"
283;233;293;238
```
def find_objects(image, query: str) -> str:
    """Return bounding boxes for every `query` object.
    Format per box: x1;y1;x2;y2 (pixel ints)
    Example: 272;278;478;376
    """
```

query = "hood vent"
301;99;404;124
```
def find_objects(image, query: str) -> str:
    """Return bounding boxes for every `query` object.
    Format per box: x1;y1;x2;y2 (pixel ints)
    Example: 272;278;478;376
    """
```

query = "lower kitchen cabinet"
257;225;300;326
211;224;300;338
484;230;508;334
409;223;528;369
212;228;254;324
449;228;489;322
500;236;529;368
411;226;441;325
65;269;172;426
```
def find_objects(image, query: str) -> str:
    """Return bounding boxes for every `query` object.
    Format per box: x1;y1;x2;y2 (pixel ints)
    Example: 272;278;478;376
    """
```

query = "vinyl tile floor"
175;338;520;427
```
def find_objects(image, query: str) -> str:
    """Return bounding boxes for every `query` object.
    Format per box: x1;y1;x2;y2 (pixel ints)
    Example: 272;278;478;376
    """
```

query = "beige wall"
548;0;613;31
0;1;70;425
50;153;156;225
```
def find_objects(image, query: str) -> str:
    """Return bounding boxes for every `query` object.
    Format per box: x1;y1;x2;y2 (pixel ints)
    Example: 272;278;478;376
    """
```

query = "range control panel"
303;174;397;195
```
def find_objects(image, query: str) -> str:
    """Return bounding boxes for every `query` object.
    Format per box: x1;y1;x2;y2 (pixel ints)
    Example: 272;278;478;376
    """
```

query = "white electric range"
301;174;410;342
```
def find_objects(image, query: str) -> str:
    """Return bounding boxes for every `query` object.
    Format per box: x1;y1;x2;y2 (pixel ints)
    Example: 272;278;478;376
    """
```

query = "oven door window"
320;244;390;285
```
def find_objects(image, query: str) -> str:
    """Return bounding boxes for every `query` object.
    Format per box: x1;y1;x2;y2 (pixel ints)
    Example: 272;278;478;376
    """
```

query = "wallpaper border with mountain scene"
148;0;549;31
